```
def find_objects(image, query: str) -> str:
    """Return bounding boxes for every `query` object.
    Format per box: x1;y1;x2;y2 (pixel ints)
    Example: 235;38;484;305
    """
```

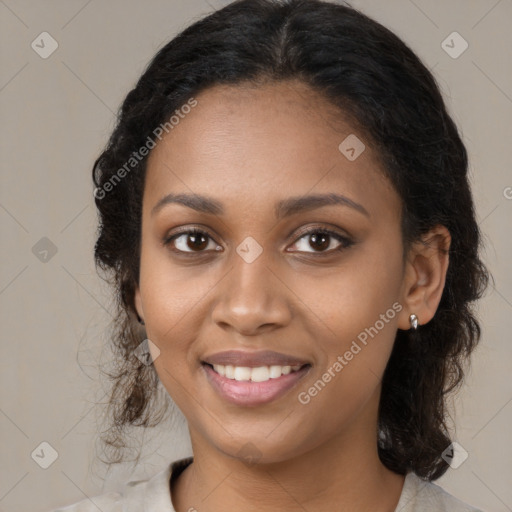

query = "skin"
134;80;450;512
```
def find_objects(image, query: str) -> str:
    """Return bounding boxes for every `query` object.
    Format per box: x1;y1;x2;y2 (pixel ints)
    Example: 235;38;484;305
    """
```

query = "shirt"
49;456;484;512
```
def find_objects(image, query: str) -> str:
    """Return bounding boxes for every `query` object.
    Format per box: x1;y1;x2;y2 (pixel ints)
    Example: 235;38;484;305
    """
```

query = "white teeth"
250;366;270;382
269;365;283;378
234;367;252;381
213;364;225;376
209;363;303;382
225;365;235;379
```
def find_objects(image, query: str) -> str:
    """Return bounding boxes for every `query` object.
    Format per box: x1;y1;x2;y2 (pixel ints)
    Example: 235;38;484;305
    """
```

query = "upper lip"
202;350;311;368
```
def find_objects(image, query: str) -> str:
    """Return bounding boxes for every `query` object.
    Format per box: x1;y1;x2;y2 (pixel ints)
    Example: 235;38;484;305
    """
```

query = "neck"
171;395;405;512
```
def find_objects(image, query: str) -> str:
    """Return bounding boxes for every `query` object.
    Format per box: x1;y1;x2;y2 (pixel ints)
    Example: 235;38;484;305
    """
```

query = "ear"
398;225;451;330
134;286;145;324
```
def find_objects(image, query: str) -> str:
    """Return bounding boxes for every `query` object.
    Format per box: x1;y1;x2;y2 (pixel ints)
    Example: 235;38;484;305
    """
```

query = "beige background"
1;1;511;511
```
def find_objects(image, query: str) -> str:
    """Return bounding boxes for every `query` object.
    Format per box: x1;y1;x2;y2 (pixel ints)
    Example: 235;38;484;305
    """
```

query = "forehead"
143;80;399;222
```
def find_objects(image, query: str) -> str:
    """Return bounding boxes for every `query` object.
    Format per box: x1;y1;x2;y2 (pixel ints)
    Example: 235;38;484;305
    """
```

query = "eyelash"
163;225;354;257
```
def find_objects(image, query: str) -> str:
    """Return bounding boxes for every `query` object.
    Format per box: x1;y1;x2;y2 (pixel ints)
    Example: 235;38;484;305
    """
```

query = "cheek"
138;252;216;404
289;236;404;411
292;303;399;448
138;241;209;339
291;238;404;347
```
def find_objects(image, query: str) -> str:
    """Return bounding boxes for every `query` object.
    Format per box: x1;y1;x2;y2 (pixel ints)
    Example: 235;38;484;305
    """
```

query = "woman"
52;0;489;510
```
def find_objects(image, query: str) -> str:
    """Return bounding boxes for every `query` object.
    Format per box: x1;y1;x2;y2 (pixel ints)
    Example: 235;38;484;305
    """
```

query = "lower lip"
202;364;311;407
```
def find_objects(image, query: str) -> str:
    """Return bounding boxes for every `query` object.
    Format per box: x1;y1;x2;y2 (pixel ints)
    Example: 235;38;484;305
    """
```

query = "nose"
210;250;292;337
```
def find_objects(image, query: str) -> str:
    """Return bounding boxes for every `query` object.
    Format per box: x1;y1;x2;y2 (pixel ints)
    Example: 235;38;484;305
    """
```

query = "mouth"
201;350;312;406
202;362;307;382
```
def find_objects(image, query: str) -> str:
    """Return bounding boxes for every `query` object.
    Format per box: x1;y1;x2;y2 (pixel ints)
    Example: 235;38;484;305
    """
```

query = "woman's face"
135;80;409;463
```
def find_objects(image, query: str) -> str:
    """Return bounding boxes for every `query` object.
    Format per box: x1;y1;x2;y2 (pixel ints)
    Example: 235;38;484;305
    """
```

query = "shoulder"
47;457;193;512
395;472;484;512
47;491;122;512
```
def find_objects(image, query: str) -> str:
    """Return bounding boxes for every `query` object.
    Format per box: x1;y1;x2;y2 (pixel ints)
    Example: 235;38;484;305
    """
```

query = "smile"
210;363;303;382
202;361;311;406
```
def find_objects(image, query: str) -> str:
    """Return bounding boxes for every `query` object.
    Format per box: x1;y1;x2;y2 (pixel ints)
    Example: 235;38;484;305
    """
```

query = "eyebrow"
150;192;370;219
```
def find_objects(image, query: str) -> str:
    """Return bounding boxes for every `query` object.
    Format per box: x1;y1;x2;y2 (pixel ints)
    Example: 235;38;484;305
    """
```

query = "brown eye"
184;231;209;251
165;229;220;253
289;228;353;254
308;232;331;252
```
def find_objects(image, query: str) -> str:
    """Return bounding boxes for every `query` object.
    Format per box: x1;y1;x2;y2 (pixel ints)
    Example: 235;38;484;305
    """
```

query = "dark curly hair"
92;0;489;480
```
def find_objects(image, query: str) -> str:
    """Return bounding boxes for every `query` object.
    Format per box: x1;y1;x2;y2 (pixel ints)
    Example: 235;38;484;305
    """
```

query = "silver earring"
409;314;418;330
